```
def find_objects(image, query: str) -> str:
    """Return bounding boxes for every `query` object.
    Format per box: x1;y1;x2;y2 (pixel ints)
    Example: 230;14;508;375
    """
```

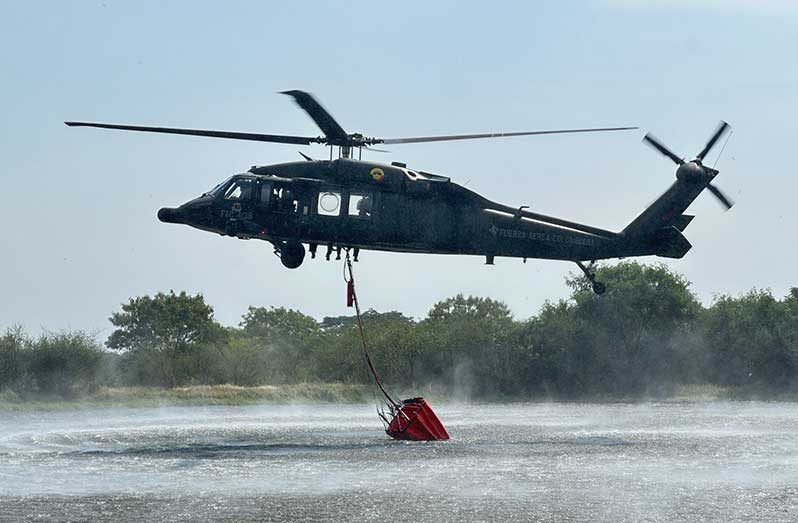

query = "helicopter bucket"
344;254;450;442
382;397;450;441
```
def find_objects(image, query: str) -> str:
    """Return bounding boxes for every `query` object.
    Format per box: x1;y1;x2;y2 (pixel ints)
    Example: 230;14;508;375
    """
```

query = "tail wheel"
280;242;305;269
575;260;607;295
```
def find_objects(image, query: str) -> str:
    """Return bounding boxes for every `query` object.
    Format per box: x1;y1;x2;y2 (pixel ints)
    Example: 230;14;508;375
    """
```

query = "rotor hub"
676;161;707;183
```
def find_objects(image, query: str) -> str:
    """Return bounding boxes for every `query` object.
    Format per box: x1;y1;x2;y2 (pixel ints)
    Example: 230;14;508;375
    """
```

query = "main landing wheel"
279;242;305;269
591;281;606;295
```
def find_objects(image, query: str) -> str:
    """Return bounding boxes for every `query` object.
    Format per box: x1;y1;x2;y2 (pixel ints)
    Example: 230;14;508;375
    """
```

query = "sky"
1;1;796;338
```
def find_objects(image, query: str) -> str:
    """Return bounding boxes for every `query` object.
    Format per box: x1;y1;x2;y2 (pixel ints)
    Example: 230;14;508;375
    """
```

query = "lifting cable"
343;252;399;409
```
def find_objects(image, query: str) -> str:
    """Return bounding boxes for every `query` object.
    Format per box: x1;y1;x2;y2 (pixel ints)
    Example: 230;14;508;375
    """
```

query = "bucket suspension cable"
343;252;399;409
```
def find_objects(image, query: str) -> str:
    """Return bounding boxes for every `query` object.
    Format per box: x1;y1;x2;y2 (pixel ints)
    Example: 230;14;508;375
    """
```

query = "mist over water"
1;402;797;522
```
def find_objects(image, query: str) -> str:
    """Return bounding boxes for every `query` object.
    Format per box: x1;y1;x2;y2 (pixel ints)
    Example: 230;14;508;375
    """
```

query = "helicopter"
65;90;733;294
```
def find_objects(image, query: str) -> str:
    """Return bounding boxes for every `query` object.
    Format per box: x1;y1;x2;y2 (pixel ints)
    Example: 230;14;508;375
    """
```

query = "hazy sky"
1;1;796;338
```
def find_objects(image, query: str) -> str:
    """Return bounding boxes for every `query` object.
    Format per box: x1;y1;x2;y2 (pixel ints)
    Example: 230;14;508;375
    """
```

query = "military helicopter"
65;91;733;294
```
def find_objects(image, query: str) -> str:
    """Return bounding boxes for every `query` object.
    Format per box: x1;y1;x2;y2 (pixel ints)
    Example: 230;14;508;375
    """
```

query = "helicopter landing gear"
575;260;606;295
276;242;305;269
279;241;359;266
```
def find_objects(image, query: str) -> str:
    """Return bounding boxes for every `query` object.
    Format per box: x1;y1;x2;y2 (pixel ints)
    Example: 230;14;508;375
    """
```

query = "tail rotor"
643;121;733;210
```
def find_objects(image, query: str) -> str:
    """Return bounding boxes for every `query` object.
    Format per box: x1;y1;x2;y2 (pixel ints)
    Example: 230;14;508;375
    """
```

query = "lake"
1;401;797;521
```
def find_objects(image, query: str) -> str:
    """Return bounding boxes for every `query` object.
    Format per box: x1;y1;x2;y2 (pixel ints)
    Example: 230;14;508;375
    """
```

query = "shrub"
26;332;104;398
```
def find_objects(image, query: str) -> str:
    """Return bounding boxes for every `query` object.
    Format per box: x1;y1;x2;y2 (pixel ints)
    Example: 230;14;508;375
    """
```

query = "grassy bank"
0;383;377;411
1;383;792;412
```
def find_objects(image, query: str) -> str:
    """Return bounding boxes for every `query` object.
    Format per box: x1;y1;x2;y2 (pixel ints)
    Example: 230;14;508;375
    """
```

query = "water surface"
1;402;797;521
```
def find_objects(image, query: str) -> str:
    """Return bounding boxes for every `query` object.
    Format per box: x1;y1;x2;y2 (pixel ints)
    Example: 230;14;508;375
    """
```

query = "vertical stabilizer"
624;121;732;240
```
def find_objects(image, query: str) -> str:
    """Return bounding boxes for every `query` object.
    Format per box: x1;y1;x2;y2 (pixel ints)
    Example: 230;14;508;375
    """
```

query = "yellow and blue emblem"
370;167;385;182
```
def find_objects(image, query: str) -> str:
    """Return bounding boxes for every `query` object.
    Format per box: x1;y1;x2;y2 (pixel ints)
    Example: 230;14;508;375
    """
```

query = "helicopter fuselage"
158;158;678;268
67;91;730;293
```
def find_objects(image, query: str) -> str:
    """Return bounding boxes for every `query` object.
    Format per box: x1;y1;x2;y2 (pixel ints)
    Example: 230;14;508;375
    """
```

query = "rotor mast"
280;90;355;159
279;92;392;160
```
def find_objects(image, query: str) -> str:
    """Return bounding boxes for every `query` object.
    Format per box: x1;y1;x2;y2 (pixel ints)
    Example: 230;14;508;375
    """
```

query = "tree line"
1;262;797;400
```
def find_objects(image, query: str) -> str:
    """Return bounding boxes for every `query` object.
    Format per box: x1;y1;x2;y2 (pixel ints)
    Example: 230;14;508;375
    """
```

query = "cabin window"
349;193;373;218
258;182;272;207
224;179;254;200
271;185;300;213
317;191;342;216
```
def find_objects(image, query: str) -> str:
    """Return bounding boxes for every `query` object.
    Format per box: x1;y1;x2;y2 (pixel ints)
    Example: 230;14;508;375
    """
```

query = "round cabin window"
319;192;340;213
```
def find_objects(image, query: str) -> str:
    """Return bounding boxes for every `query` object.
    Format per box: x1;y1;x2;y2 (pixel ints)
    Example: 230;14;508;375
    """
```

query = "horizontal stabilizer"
653;226;692;259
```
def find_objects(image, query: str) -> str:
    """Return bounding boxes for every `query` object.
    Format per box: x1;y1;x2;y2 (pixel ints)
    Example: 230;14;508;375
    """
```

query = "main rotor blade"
64;121;319;145
706;183;734;210
280;90;348;144
379;126;638;145
643;133;684;165
696;121;730;161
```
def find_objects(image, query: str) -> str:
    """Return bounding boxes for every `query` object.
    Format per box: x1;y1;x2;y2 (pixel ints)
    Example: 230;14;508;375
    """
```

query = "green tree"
422;295;517;397
313;326;366;384
354;311;417;386
565;262;701;395
427;294;513;323
27;332;104;398
220;328;273;386
239;306;321;383
704;289;798;391
241;306;319;340
313;310;417;387
107;291;222;387
0;326;27;391
515;300;581;397
320;314;357;331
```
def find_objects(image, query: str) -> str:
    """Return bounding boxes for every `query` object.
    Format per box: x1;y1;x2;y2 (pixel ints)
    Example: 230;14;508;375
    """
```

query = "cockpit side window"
224;179;254;200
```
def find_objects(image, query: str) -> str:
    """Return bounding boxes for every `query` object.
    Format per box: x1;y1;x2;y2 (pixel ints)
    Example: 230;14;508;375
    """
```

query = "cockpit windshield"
205;176;235;198
223;178;254;200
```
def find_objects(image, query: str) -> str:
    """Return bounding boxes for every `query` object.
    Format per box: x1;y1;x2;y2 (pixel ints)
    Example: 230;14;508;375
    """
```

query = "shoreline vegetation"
1;383;795;412
3;262;798;409
0;383;373;411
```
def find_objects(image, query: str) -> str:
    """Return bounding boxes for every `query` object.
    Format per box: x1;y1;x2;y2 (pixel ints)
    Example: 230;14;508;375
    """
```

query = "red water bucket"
385;397;450;441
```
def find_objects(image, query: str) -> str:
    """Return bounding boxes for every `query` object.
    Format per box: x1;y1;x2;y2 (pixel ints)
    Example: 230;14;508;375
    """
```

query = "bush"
25;332;104;398
0;327;27;391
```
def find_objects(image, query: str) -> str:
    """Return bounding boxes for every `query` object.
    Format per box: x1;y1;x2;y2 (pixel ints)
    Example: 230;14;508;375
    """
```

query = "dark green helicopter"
66;91;733;294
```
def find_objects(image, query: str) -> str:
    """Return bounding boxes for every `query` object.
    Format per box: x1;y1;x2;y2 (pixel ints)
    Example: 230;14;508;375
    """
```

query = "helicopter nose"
157;207;182;224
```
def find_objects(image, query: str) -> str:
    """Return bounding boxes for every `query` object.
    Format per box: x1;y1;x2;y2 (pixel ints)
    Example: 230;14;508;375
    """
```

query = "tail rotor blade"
706;183;734;210
643;133;684;165
696;121;730;161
